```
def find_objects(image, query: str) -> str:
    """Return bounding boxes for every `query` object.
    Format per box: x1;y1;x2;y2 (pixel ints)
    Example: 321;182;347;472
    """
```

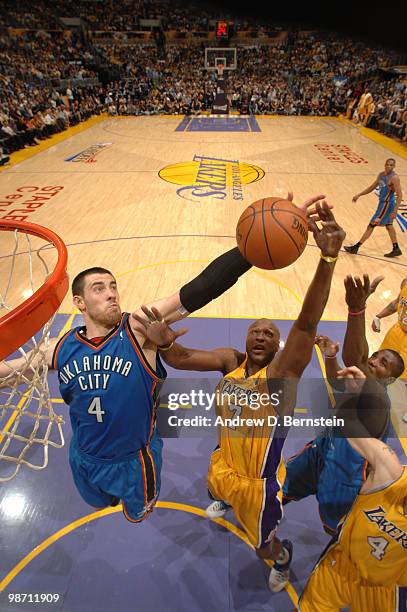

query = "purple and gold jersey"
215;355;284;479
337;468;407;587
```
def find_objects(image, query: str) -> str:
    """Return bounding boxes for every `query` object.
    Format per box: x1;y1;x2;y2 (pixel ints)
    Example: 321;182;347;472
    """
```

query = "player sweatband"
158;341;174;351
320;254;338;263
179;247;252;313
348;308;366;316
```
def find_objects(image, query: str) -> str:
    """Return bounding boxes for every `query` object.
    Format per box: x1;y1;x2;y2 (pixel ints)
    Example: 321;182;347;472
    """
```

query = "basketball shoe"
344;244;359;254
268;539;293;593
205;500;231;518
384;246;402;257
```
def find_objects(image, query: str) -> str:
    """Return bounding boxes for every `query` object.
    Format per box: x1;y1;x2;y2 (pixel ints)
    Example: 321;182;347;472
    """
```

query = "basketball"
236;198;309;269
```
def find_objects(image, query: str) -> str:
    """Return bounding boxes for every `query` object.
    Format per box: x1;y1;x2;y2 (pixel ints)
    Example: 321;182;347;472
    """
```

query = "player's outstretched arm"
371;279;406;331
336;366;403;486
342;274;384;372
160;343;241;375
272;203;345;379
0;360;20;383
315;335;345;392
346;437;402;485
372;297;398;332
0;338;57;388
131;246;252;332
352;176;379;202
133;305;241;374
131;193;327;332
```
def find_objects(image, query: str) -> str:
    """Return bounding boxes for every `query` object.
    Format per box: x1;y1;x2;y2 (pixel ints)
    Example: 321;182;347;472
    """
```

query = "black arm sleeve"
179;247;252;313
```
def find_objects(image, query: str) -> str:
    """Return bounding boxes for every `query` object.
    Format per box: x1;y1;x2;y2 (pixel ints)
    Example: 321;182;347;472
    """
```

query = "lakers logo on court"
158;155;265;202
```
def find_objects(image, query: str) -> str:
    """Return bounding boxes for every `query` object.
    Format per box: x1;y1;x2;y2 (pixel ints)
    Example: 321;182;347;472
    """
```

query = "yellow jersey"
335;468;407;587
214;355;283;479
398;283;407;333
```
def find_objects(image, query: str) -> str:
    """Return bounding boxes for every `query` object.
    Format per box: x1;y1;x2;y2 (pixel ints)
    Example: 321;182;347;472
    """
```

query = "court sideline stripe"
3;239;405;270
0;501;299;607
336;116;407;160
0;114;109;173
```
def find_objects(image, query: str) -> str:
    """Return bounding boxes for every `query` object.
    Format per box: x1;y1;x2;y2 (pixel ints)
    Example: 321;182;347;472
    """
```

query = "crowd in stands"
0;0;226;31
0;0;267;32
0;31;97;82
0;1;406;164
94;38;406;126
0;77;105;164
348;77;407;140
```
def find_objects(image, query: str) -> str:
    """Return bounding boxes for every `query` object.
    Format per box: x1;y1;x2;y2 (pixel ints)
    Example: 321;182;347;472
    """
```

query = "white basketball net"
0;228;64;482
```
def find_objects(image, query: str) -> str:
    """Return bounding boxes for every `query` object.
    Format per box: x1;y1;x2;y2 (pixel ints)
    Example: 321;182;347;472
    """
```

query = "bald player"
135;202;345;592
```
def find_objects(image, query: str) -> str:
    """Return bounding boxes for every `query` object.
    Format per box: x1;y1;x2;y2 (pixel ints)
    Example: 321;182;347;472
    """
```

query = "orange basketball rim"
0;220;69;361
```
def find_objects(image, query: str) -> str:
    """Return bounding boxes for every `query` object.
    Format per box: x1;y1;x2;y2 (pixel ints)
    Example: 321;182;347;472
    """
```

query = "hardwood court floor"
1;115;406;327
1;114;406;417
0;115;406;611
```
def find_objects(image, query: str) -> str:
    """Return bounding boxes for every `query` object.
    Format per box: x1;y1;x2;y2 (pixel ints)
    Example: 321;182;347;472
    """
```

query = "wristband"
320;254;338;264
348;308;366;316
158;341;174;351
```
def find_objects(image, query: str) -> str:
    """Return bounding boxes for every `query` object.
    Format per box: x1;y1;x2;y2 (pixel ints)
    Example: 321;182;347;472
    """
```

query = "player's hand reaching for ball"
315;335;340;358
286;191;331;222
307;202;346;258
132;306;187;349
344;274;384;311
337;365;366;393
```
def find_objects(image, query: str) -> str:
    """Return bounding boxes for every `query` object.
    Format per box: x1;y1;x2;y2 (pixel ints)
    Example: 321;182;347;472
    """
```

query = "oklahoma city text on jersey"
58;353;133;390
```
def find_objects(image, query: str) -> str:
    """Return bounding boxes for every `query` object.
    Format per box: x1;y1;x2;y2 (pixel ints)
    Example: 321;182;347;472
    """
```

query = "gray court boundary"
1;234;406;268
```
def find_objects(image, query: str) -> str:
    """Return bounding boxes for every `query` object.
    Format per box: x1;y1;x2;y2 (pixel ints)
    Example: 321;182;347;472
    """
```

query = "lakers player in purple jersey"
136;202;346;591
345;158;403;257
0;192;324;524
